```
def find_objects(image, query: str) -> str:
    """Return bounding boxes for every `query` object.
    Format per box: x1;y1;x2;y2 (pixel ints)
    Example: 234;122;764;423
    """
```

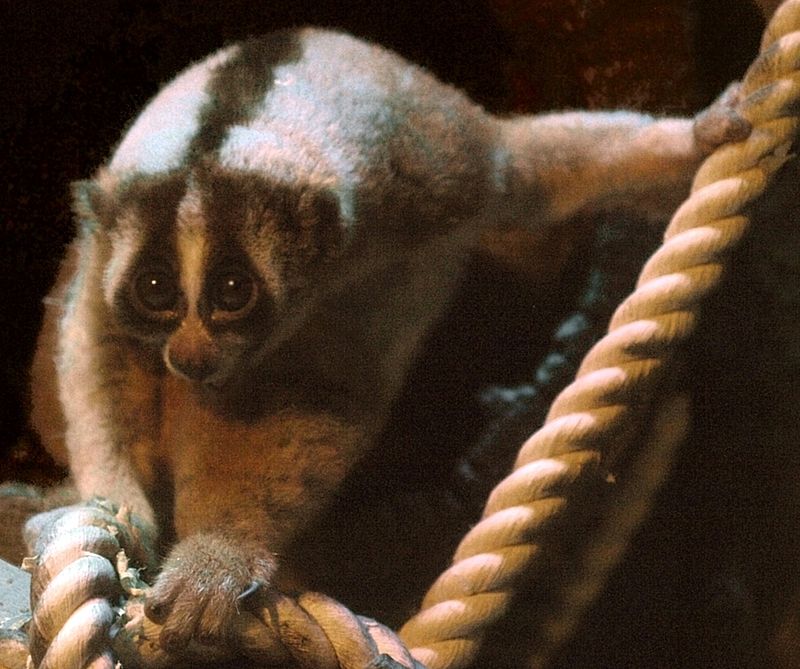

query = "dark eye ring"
132;267;180;315
213;269;256;316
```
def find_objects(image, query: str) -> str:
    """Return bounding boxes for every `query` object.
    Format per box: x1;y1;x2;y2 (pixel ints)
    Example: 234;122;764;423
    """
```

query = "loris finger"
694;83;752;151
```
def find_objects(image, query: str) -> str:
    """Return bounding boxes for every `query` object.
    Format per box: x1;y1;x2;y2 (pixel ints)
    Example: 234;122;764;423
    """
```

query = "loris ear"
70;169;118;233
71;180;101;233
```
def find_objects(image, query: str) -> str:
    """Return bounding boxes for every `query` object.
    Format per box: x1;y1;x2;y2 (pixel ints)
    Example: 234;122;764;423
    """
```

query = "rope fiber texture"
23;500;425;669
398;1;800;667
22;2;800;668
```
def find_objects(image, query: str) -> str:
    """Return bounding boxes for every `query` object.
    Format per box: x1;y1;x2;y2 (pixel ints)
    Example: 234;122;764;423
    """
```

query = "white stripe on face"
176;195;208;315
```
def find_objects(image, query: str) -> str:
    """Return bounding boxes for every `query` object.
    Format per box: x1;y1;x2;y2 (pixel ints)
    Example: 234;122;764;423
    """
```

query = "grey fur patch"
187;32;302;164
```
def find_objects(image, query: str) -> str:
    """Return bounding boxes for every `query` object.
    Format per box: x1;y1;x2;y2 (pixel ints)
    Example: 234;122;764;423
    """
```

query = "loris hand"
693;83;752;153
145;532;275;652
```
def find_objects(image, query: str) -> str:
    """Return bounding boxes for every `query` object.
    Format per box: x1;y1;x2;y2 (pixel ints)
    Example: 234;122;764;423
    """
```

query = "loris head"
74;163;343;387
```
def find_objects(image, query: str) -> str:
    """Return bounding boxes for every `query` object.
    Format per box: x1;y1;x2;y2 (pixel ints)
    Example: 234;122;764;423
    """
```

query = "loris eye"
133;267;180;314
212;270;256;314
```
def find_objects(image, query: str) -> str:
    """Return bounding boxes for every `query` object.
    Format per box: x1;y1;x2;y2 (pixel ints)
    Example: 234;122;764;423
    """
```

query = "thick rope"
398;2;800;667
24;501;425;669
24;502;144;669
22;3;800;668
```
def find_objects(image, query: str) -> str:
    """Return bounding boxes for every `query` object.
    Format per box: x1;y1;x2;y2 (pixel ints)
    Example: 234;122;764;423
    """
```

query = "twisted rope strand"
525;392;691;668
25;503;426;669
25;502;133;669
399;3;800;667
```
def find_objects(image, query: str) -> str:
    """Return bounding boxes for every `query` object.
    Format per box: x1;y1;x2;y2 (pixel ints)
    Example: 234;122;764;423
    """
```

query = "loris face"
79;164;344;387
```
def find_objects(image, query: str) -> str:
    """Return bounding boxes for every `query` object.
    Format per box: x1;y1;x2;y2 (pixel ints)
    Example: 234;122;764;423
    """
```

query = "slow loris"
29;27;748;650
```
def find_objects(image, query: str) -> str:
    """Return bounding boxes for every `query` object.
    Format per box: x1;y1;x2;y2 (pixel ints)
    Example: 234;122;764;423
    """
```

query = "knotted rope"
22;2;800;668
24;500;424;669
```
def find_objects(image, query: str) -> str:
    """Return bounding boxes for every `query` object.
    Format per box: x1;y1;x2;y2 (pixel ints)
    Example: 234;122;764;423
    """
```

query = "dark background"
3;1;800;667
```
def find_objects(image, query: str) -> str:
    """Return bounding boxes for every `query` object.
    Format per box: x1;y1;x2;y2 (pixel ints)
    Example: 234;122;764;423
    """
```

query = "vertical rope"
399;3;800;667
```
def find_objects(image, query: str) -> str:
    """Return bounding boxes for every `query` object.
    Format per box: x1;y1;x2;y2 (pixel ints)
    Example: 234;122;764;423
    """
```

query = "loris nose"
165;318;221;382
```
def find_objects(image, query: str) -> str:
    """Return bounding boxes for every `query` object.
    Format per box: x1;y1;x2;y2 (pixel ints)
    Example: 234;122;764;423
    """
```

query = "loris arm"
498;89;749;225
52;236;159;528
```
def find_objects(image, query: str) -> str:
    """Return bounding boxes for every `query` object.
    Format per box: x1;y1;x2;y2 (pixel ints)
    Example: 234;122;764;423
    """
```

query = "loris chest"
139;373;366;550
